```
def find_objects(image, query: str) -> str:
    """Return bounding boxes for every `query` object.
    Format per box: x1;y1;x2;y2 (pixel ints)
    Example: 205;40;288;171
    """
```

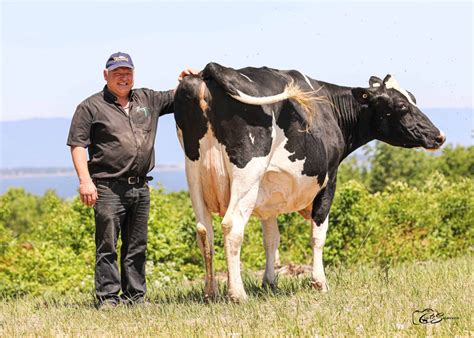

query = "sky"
1;0;473;123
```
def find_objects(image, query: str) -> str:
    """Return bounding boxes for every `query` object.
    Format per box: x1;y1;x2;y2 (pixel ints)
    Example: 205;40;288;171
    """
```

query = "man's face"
103;67;134;99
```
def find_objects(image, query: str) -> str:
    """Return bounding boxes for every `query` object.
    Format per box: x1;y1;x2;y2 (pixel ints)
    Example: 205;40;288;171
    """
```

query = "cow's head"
351;75;445;150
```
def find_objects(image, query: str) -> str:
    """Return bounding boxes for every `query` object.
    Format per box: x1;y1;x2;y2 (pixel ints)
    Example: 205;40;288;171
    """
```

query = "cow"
174;62;446;302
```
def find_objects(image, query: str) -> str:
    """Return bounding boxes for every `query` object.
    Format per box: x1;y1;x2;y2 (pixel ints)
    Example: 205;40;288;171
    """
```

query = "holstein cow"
174;62;445;301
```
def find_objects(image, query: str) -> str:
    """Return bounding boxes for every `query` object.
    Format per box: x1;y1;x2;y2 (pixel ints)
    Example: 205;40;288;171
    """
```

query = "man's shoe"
97;299;119;311
121;296;151;307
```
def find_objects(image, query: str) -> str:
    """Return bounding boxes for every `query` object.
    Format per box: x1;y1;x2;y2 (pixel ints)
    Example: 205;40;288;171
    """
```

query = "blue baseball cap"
105;52;134;71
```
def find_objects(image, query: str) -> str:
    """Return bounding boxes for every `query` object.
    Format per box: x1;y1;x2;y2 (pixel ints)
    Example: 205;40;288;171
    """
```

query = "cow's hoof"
311;280;329;292
203;292;219;303
228;293;248;303
262;282;277;293
203;281;219;303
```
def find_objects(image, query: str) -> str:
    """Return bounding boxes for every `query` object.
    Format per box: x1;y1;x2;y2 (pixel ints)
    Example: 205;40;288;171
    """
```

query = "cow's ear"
369;76;383;88
383;74;393;84
351;88;373;104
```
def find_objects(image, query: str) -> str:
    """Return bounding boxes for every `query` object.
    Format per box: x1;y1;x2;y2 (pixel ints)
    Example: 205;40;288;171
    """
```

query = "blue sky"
1;0;473;122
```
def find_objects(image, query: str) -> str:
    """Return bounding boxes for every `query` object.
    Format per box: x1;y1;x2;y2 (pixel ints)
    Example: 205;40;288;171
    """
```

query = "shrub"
0;172;472;297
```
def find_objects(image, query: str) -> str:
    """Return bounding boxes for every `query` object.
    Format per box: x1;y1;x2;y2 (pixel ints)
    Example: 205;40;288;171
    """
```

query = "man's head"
103;52;135;99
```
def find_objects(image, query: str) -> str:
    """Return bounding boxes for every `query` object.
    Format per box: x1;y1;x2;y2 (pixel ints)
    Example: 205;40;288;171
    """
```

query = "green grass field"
0;255;471;336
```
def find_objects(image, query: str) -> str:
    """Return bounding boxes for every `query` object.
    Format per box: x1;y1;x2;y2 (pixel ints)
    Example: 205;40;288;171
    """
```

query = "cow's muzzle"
425;131;446;151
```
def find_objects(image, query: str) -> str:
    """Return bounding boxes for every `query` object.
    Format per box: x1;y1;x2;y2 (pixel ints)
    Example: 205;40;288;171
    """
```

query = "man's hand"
79;180;98;207
178;68;200;81
70;146;97;207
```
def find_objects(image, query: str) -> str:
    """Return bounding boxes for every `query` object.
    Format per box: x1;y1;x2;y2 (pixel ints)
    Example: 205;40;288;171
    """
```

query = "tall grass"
0;255;471;336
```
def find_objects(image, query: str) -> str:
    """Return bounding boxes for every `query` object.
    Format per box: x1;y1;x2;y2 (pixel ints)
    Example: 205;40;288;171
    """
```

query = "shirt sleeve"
67;101;93;147
153;89;175;116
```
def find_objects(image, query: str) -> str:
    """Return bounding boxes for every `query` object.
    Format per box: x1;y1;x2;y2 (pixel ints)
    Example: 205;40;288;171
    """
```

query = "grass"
0;255;472;336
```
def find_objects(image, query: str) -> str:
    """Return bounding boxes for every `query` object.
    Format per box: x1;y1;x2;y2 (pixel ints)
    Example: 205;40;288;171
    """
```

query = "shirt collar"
103;85;135;103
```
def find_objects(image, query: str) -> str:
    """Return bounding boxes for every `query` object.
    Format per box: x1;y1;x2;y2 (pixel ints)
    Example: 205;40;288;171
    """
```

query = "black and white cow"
174;62;445;301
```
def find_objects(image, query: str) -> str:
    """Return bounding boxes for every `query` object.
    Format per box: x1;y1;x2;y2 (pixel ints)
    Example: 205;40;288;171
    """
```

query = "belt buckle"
128;177;139;184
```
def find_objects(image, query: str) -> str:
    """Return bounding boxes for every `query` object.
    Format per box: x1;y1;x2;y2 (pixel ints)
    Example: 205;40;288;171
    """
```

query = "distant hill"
0;108;472;168
0;115;185;168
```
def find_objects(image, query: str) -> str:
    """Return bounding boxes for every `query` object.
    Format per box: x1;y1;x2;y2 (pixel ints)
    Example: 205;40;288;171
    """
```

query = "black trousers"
93;180;150;303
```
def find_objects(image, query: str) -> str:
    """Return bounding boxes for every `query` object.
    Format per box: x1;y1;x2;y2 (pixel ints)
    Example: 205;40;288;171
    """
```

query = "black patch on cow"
276;100;327;186
203;62;288;98
174;76;209;161
204;80;273;168
311;175;337;225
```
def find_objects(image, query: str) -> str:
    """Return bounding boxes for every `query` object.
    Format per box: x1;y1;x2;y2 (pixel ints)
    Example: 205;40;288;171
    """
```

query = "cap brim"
107;63;134;71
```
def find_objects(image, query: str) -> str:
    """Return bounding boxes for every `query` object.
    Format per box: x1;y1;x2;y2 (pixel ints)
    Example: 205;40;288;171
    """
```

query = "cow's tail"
229;81;326;128
200;62;329;128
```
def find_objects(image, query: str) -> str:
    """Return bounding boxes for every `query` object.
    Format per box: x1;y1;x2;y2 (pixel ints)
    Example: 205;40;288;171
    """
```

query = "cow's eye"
398;103;409;112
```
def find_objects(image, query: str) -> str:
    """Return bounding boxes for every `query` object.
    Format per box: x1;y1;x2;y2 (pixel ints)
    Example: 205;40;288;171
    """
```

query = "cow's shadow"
23;276;317;310
148;274;314;305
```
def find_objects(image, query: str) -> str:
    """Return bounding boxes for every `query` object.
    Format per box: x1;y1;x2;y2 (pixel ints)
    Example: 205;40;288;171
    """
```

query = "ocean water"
0;171;188;199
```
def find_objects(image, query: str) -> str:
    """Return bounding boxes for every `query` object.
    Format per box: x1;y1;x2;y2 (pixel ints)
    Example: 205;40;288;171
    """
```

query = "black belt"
95;176;153;185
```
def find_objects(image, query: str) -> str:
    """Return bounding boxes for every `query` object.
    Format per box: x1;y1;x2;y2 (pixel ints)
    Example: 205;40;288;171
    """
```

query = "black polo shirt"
67;86;174;179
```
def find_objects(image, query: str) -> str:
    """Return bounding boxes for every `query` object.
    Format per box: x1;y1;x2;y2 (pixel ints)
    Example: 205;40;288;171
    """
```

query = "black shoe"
97;299;119;311
121;296;151;307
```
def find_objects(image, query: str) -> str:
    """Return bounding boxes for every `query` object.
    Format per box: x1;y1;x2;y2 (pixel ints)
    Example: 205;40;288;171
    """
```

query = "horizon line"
1;106;473;123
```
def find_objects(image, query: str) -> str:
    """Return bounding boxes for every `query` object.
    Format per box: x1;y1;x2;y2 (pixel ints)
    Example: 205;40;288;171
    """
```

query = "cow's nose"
435;131;446;145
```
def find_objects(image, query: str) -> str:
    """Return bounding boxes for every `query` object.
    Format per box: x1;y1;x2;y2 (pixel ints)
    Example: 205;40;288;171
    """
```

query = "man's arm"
71;146;97;207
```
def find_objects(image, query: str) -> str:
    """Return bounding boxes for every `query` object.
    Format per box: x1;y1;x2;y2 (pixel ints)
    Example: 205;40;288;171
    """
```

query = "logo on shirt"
136;106;150;117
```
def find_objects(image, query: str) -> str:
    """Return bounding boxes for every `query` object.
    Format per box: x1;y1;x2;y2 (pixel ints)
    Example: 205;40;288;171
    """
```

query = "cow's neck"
327;85;374;159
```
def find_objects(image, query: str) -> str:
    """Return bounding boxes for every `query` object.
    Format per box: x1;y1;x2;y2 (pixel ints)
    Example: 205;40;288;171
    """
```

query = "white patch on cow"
311;216;329;291
225;150;272;223
384;75;417;106
239;72;253;82
302;72;315;90
249;132;255;144
253;115;323;219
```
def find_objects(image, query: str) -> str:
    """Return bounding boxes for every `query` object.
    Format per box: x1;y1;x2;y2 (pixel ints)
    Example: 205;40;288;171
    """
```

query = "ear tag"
362;93;368;99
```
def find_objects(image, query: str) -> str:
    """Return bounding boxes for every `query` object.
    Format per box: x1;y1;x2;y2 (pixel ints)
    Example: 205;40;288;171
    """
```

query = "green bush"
1;171;472;298
361;143;474;192
1;145;472;297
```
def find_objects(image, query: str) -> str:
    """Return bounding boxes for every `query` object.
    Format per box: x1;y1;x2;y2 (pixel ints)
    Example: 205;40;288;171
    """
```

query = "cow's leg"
311;216;329;291
310;176;336;292
185;159;218;301
261;217;280;291
221;199;253;302
221;163;269;302
196;208;217;301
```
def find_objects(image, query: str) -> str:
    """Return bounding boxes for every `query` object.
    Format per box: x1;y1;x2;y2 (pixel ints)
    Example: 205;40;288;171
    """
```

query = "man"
67;52;196;309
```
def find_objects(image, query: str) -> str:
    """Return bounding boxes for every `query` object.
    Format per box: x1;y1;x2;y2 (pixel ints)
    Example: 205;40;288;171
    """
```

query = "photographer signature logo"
412;308;459;325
